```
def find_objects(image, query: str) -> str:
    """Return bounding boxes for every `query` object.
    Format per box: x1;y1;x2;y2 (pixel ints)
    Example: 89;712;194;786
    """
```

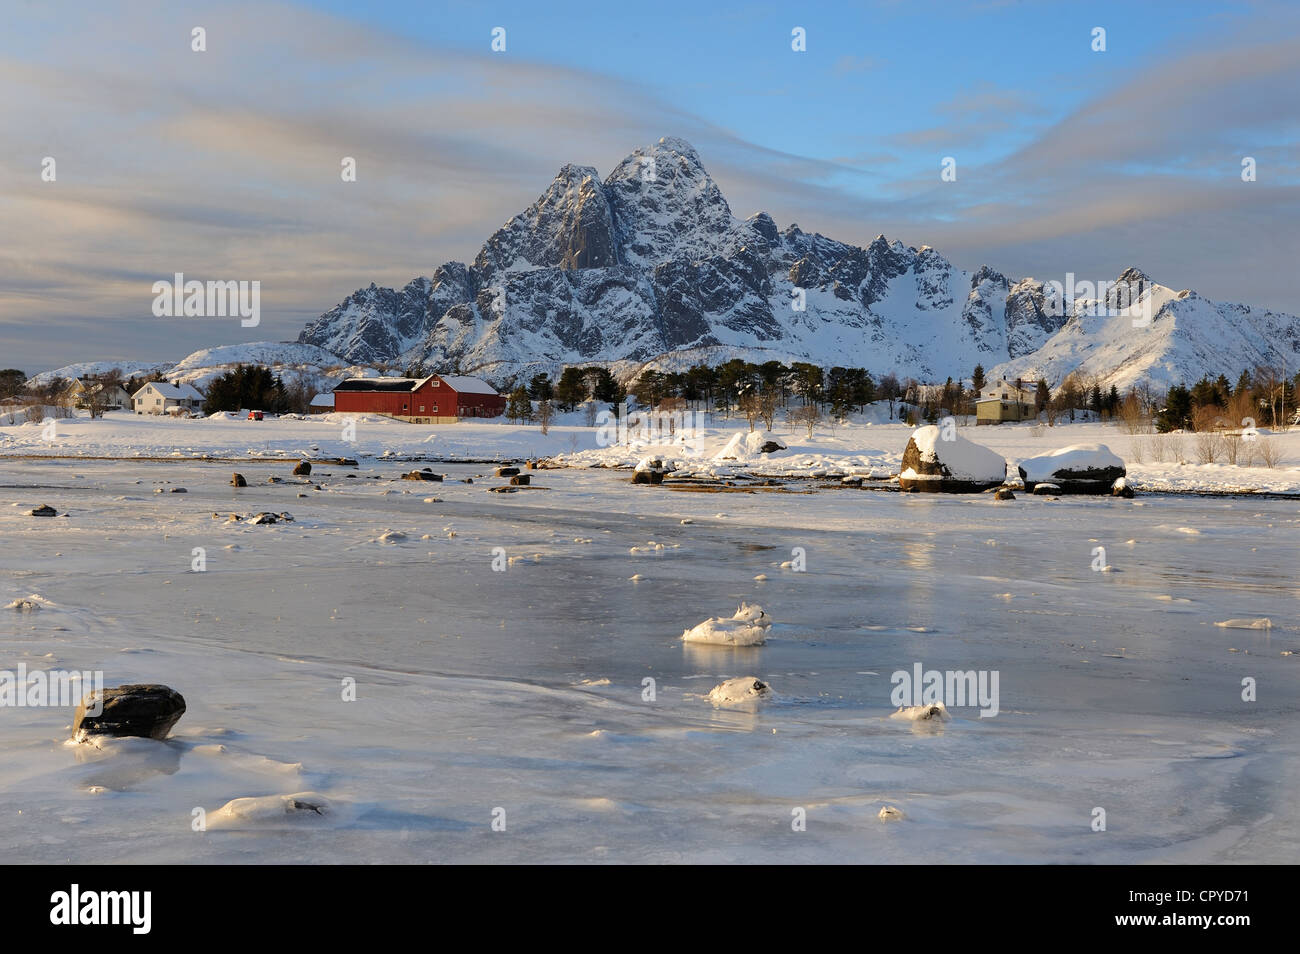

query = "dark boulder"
293;460;312;476
73;684;186;742
495;466;520;477
30;504;57;516
509;474;531;485
402;469;443;481
994;487;1016;501
231;473;247;487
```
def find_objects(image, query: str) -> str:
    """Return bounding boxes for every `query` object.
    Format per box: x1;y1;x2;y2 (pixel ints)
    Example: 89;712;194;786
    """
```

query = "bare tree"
1118;389;1146;434
84;383;110;419
537;398;554;436
759;391;778;431
787;403;821;438
739;391;761;431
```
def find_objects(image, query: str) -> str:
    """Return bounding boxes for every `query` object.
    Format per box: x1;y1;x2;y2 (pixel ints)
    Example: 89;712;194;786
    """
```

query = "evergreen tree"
554;367;588;410
528;373;554;401
1158;384;1192;432
506;386;532;423
1035;378;1050;412
971;364;986;393
587;366;623;403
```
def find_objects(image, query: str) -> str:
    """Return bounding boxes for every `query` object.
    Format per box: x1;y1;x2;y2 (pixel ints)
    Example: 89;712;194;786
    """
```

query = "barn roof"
332;377;425;392
437;375;498;395
331;374;499;396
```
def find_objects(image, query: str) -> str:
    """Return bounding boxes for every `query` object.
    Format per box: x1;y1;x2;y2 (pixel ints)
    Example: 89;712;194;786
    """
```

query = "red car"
247;410;264;421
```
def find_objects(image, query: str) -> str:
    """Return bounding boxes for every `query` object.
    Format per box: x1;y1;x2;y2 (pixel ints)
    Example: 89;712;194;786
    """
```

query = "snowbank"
713;430;787;462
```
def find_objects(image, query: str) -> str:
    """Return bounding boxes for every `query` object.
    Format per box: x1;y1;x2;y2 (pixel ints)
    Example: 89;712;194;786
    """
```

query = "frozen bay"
2;458;1296;863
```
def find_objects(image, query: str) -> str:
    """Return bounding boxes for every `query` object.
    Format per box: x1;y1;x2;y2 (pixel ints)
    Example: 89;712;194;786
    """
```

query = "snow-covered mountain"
31;342;372;395
33;138;1296;392
994;270;1299;389
296;137;1298;387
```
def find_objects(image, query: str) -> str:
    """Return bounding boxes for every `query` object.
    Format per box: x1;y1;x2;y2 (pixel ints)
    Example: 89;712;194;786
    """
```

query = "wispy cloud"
1;0;1296;371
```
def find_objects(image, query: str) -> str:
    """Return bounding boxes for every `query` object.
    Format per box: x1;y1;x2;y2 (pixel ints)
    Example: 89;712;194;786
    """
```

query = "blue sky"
2;0;1298;371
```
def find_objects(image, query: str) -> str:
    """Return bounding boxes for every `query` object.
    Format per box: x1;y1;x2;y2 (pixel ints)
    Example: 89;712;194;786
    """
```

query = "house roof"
134;381;202;400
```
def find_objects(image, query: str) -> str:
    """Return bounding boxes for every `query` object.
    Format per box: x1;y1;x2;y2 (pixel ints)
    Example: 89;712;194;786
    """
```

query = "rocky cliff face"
297;137;1298;388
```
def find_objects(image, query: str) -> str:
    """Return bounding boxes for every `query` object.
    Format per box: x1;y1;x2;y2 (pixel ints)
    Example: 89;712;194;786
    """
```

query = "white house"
132;381;204;415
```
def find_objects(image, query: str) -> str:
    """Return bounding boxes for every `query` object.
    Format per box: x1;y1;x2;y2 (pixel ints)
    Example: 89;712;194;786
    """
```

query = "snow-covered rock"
890;701;951;722
209;792;332;826
707;676;773;707
681;603;771;646
714;431;787;462
898;425;1007;492
1018;443;1125;494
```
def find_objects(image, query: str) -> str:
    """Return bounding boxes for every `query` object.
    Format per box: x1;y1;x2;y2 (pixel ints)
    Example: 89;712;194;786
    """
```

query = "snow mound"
890;702;951;722
209;791;333;826
708;676;773;707
1214;618;1272;630
681;603;771;646
6;594;50;612
1019;443;1126;482
713;430;786;462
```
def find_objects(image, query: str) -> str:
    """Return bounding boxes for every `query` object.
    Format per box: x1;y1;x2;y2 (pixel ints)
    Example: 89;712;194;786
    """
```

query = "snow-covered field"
3;408;1299;494
2;442;1297;862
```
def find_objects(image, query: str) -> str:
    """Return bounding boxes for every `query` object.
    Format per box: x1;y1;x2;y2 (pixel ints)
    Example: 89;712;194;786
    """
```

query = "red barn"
331;375;505;423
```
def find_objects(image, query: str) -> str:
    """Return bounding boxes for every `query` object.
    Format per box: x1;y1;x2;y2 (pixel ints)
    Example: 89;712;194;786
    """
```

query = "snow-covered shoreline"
3;410;1298;496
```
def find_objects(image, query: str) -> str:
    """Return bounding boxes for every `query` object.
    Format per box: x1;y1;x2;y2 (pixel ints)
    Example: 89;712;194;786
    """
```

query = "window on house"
419;405;425;413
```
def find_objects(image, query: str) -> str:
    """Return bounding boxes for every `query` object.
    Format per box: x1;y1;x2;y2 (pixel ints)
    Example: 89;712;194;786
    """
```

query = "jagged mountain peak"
295;139;1300;391
1116;266;1153;287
